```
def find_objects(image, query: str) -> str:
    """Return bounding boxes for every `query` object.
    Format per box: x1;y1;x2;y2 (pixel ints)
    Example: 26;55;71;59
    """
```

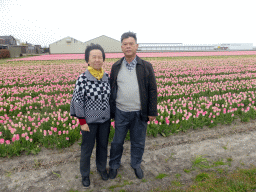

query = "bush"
0;49;10;59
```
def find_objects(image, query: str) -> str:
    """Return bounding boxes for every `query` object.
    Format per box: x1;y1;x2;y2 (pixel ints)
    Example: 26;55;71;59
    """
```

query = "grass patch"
108;180;133;190
175;174;181;179
213;159;226;166
186;166;256;191
191;155;230;171
191;155;212;169
155;173;168;179
171;180;183;187
149;166;256;192
195;172;210;182
222;146;228;150
165;153;175;162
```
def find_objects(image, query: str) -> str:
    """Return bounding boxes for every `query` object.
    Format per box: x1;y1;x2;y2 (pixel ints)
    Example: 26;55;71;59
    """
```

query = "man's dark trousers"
80;120;110;177
109;107;147;169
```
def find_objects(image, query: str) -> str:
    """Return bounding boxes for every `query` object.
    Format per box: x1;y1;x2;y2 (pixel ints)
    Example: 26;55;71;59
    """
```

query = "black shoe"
98;169;109;180
109;168;118;179
134;167;144;179
82;176;90;187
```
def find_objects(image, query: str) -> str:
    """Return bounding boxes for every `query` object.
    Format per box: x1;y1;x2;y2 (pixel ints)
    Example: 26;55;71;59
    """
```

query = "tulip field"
1;54;256;158
8;51;256;61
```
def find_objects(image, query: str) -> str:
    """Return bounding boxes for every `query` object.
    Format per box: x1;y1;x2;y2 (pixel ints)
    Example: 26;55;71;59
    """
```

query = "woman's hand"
81;124;90;132
148;116;156;121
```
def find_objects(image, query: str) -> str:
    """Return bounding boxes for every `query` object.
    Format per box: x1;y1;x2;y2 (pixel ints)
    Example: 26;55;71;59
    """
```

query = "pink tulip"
0;138;4;144
5;140;10;145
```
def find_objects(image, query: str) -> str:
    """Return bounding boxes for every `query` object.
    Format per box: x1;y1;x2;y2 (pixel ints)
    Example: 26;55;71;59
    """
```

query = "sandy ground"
1;119;256;192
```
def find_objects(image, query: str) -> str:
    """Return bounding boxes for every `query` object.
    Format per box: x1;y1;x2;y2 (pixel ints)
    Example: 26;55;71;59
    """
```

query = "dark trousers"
109;107;147;169
80;120;110;177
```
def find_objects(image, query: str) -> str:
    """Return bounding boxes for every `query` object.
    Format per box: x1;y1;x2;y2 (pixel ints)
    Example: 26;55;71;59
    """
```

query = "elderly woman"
70;43;111;188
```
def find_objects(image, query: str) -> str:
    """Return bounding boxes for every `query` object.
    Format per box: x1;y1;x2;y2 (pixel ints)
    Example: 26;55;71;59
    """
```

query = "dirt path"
1;119;256;192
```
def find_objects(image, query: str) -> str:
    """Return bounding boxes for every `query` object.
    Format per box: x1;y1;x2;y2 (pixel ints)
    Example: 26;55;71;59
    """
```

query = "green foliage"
195;172;210;182
155;173;168;179
0;49;10;59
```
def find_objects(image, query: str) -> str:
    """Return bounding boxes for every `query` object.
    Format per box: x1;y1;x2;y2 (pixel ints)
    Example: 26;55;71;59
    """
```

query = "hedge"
0;49;10;59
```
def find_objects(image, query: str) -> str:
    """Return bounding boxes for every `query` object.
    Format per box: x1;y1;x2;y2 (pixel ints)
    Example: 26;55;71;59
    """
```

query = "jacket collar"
85;70;108;81
116;55;143;66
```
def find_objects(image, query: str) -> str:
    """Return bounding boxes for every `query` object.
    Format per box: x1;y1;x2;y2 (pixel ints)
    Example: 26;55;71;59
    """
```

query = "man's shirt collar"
123;56;137;72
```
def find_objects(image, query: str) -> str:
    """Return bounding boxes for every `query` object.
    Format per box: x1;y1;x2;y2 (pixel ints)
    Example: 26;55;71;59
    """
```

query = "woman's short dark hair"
85;43;105;63
121;32;137;43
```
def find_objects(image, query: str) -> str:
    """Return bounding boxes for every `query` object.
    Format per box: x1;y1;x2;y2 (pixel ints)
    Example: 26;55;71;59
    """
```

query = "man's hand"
148;116;156;121
81;124;90;132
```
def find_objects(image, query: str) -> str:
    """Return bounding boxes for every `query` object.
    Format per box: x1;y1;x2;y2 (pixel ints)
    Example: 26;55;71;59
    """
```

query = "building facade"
84;35;122;53
0;36;17;46
138;43;253;52
0;38;5;44
49;35;122;54
49;37;85;54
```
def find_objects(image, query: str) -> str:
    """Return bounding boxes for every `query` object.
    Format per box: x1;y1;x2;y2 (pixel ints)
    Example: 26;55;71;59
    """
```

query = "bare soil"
1;119;256;192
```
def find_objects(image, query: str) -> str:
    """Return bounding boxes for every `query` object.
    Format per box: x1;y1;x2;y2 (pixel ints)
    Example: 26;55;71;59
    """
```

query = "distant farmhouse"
49;35;254;54
0;35;43;57
0;35;21;58
49;35;122;54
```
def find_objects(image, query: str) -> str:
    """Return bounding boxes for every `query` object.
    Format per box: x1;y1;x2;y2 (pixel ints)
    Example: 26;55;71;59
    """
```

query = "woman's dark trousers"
80;120;110;177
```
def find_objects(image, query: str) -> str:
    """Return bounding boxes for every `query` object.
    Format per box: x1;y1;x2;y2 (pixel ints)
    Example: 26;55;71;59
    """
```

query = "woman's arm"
70;74;87;123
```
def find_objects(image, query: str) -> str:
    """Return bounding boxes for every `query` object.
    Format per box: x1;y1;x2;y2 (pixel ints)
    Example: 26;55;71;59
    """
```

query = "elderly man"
109;32;158;179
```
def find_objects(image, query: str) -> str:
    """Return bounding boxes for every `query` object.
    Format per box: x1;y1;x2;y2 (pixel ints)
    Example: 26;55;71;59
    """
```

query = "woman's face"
88;49;103;70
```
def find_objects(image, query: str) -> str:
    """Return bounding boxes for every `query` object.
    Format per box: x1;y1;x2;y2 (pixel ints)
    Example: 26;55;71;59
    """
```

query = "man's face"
121;37;138;57
88;49;103;70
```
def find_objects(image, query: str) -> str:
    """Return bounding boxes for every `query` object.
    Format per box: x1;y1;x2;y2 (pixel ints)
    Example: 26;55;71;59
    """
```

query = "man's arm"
110;64;116;120
147;62;158;118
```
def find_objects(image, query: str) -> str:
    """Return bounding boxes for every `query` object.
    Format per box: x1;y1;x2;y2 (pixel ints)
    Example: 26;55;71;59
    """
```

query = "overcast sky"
1;0;255;47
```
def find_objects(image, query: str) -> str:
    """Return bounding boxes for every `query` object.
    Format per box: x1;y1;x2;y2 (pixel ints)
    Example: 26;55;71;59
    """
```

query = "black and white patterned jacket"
70;70;111;124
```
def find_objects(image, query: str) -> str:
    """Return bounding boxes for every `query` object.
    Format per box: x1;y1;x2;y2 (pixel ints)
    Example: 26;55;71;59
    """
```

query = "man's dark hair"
85;43;105;63
121;32;137;43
